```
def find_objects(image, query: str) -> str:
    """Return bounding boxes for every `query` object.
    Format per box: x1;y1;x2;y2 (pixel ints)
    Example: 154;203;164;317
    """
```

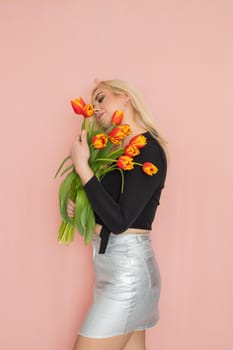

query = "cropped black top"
83;131;167;254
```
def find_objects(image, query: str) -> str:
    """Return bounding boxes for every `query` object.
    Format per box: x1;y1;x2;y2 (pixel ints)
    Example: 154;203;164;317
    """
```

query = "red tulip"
142;162;158;176
108;124;132;143
129;134;147;148
124;144;140;157
118;124;132;136
117;155;134;170
108;126;125;143
82;104;94;117
70;97;94;117
111;110;124;125
92;134;108;149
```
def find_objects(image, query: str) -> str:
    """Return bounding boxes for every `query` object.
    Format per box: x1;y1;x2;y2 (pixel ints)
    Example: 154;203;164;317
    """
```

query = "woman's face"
92;87;127;129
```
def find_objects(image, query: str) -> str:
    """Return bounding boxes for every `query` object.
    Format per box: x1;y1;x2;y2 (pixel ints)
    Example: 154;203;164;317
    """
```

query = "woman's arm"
83;140;167;234
70;129;94;184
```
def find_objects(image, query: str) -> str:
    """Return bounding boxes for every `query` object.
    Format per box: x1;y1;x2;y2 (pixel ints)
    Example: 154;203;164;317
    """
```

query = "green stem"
133;162;143;166
108;147;125;158
118;168;124;193
53;155;71;179
82;118;88;131
100;164;118;176
104;124;116;134
95;158;117;162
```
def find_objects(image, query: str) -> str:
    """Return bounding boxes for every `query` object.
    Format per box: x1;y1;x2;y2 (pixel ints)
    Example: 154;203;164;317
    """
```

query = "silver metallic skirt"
79;232;162;338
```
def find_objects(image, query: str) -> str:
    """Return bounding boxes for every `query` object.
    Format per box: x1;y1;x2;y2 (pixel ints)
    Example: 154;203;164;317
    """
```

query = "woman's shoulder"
138;132;166;158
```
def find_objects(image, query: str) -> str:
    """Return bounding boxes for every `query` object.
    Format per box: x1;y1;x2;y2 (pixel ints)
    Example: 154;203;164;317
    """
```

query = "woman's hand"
67;198;75;218
70;129;94;185
70;129;90;173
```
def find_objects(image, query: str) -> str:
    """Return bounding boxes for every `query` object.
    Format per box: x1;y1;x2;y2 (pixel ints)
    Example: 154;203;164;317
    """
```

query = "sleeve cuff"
83;174;99;190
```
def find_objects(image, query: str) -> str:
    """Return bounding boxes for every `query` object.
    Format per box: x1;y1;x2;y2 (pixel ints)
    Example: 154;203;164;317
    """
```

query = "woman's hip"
91;232;161;292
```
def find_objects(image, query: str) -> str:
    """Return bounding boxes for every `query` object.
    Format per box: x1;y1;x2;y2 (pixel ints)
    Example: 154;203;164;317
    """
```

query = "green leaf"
59;170;78;225
59;222;70;244
75;189;86;235
79;190;90;228
67;224;75;243
94;140;113;159
53;155;71;179
58;220;66;241
84;207;95;245
59;164;74;177
89;148;99;163
108;147;125;160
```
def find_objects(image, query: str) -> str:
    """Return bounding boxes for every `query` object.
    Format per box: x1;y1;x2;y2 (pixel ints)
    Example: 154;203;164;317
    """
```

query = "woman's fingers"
68;198;75;206
67;198;75;217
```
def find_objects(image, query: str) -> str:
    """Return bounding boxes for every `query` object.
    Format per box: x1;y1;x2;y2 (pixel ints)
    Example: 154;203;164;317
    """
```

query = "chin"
102;123;111;130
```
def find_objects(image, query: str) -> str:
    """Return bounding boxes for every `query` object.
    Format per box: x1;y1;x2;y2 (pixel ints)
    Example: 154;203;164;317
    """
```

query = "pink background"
0;0;232;349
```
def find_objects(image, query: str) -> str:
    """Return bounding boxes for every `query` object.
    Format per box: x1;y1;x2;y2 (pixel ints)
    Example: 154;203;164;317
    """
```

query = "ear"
122;94;130;105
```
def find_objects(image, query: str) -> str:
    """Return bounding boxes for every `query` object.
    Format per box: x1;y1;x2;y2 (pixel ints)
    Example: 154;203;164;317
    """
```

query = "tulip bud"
82;104;94;117
92;133;108;149
124;144;140;157
142;162;158;175
117;155;134;170
111;110;124;125
70;97;86;114
129;134;147;148
70;97;94;117
118;124;132;136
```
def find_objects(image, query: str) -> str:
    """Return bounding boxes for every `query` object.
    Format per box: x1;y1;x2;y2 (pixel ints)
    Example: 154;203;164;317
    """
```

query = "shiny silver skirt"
79;232;162;338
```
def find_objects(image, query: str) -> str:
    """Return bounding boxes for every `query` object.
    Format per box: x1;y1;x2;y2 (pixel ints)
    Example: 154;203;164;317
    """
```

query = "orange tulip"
117;155;134;170
108;126;125;142
118;124;132;136
142;162;158;176
92;133;108;149
108;124;132;143
82;104;94;117
70;97;86;114
70;97;94;117
129;134;147;148
124;144;140;157
111;110;124;125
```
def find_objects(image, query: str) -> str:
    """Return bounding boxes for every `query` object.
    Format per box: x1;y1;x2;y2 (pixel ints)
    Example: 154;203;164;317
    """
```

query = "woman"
69;79;168;350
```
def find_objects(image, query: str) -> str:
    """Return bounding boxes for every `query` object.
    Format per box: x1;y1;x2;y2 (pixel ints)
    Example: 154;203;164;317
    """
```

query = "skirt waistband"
92;232;154;258
92;232;151;244
92;232;152;253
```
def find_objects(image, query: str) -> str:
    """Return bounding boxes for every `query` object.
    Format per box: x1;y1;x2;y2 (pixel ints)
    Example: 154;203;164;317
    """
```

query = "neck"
123;124;148;146
121;107;148;146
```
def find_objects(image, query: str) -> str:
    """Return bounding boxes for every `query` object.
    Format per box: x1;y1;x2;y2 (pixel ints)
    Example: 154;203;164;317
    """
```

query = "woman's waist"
94;223;151;236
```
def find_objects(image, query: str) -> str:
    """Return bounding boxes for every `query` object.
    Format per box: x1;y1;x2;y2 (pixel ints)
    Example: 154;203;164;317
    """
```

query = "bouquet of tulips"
54;97;159;246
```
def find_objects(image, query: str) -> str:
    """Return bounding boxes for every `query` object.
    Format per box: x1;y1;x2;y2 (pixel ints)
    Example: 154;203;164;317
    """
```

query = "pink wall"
0;0;232;349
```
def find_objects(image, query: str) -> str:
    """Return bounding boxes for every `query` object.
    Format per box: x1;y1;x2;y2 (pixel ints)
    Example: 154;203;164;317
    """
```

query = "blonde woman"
69;79;169;350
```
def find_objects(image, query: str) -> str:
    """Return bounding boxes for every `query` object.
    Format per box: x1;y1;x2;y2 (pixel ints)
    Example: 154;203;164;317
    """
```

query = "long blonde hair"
90;79;169;163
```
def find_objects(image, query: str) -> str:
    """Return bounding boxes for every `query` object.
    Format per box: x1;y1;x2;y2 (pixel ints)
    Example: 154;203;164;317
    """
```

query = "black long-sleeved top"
83;131;167;254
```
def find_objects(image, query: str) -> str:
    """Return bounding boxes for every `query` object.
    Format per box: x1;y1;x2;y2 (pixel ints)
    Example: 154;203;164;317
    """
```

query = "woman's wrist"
75;163;94;185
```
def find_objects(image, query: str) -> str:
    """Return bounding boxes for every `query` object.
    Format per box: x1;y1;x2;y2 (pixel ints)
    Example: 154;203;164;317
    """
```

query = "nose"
94;106;102;116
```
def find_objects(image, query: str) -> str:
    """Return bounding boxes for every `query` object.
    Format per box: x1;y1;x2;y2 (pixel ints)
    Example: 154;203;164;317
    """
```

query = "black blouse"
83;131;167;254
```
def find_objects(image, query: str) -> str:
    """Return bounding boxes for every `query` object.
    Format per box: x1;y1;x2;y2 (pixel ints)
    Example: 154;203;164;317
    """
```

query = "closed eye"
93;92;105;108
98;95;104;103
